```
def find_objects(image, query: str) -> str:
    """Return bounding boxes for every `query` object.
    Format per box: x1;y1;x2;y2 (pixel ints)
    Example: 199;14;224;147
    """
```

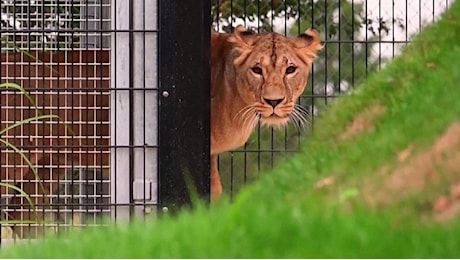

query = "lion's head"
228;25;323;128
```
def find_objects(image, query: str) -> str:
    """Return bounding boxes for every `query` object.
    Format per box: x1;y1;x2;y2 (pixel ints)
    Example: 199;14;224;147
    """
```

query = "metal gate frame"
158;0;211;211
111;0;210;218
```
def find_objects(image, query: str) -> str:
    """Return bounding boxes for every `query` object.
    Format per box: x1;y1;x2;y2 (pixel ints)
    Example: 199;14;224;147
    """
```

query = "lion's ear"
228;25;257;48
294;28;323;52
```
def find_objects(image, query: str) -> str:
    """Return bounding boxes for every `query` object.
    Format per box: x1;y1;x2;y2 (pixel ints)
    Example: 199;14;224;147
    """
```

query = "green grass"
2;1;460;258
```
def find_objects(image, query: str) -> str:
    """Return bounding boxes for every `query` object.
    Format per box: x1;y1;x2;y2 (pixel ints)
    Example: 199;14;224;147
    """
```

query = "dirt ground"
364;122;460;221
339;102;385;140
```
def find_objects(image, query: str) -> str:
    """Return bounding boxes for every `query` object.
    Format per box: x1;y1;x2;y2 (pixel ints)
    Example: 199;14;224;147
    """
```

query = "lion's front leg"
210;154;222;203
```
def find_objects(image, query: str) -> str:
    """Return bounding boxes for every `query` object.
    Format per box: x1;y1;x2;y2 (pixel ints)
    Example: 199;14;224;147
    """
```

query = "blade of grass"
0;82;38;108
0;183;38;221
0;114;60;136
0;139;47;197
0;220;40;225
0;82;76;136
0;37;62;77
0;114;75;201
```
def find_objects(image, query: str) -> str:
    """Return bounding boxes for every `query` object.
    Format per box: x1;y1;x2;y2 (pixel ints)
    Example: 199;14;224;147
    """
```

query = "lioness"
210;25;323;201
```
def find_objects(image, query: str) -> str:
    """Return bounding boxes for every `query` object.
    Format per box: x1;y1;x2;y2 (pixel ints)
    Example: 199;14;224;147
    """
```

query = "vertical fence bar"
158;0;211;211
132;0;158;216
111;0;132;220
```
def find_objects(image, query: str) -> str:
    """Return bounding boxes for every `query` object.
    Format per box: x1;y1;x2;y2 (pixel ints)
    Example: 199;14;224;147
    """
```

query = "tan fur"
210;25;323;202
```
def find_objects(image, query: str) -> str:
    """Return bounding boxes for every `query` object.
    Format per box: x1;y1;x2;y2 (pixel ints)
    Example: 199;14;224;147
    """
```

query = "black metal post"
158;0;211;211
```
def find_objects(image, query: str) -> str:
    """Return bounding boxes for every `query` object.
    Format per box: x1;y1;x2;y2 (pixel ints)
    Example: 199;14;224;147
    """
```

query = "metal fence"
0;0;210;241
0;0;453;242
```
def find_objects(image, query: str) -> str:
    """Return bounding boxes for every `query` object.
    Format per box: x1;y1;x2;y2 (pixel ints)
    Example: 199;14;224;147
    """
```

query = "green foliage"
212;0;369;34
290;0;381;104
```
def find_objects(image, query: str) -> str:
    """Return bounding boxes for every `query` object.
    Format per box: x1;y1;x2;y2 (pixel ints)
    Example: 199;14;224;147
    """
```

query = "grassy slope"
2;1;460;258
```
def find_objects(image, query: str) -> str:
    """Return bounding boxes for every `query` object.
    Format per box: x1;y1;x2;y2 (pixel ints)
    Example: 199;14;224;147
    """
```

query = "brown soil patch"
397;144;414;162
339;103;385;140
433;182;460;222
385;122;460;193
364;122;460;212
314;175;335;189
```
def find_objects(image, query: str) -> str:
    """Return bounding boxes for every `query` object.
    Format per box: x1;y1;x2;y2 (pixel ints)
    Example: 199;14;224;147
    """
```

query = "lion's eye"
285;66;297;75
251;66;263;75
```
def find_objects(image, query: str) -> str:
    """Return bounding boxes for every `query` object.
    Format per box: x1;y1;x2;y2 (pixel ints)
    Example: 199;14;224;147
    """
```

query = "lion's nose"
263;98;284;108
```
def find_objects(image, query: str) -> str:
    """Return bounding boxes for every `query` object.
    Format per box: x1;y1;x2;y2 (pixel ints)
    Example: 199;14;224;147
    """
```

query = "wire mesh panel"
211;0;453;198
0;0;213;242
0;0;161;241
0;42;111;239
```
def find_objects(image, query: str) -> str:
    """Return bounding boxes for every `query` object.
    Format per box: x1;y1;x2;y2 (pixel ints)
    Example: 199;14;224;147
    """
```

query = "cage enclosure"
0;0;452;241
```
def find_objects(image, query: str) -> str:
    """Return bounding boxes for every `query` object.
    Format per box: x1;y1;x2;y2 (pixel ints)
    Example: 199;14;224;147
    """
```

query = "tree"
211;0;398;196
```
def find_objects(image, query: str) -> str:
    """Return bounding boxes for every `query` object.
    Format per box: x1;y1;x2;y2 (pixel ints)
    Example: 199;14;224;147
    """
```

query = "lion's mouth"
257;106;309;129
259;113;290;127
251;101;309;129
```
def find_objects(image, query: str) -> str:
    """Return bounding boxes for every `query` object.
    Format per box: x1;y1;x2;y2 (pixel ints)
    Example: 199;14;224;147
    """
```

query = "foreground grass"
2;1;460;258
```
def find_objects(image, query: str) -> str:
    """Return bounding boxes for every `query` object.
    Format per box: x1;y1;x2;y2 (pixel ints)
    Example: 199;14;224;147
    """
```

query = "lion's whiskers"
289;104;311;131
235;104;310;132
247;112;260;129
234;105;259;131
234;105;254;122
